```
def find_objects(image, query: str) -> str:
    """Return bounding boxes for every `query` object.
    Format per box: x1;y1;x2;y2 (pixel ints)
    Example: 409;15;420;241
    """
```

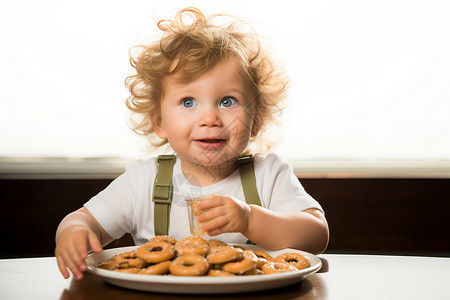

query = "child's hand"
55;228;103;280
196;196;251;236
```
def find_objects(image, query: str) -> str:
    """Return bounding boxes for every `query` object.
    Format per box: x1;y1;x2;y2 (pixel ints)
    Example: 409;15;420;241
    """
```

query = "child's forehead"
168;59;249;83
161;59;257;99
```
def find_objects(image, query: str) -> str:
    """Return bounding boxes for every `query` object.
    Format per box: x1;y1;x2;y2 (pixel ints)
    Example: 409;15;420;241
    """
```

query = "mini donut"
174;236;210;256
254;257;267;269
149;235;177;245
139;261;171;275
97;259;118;270
252;250;273;261
206;246;243;264
242;268;264;276
261;261;297;274
137;241;175;263
208;269;236;277
169;254;210;276
208;239;228;247
274;252;310;270
232;245;246;251
115;267;141;274
252;250;273;269
222;250;258;274
113;250;146;269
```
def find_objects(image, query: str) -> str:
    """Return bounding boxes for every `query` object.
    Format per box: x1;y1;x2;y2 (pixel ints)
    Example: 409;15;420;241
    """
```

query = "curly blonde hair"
125;7;288;153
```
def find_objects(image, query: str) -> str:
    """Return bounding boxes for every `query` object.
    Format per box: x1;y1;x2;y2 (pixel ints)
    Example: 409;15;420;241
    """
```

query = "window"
1;1;449;167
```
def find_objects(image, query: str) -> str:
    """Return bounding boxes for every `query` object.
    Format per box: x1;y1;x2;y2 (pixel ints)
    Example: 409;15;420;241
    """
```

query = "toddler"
55;7;329;280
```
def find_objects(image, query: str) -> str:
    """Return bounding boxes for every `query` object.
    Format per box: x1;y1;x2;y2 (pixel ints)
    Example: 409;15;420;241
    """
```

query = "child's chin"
195;153;235;167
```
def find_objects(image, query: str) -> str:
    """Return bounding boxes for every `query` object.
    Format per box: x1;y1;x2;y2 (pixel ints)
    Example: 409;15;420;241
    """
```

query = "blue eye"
220;97;237;108
181;98;196;108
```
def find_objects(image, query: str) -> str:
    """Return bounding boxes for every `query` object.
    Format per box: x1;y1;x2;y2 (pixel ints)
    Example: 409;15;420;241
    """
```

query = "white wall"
1;0;449;161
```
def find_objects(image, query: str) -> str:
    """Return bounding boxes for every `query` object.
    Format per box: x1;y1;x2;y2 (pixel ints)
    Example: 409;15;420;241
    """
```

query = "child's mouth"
195;139;226;149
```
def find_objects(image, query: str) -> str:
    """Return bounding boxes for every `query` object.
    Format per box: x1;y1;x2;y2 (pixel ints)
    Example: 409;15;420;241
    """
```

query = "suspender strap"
152;155;176;236
236;155;262;206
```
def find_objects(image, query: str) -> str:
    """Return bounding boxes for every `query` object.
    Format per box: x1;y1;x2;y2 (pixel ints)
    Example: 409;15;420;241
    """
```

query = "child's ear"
250;122;260;138
151;114;167;139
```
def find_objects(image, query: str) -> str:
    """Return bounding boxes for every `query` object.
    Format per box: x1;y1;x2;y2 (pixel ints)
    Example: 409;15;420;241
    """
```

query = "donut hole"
150;247;163;252
182;261;196;267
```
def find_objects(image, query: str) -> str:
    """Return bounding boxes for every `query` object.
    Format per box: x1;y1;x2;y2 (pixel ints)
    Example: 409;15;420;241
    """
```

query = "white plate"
86;245;322;294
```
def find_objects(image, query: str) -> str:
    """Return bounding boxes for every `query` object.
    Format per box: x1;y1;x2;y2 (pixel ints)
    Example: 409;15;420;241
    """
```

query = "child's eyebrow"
224;89;250;98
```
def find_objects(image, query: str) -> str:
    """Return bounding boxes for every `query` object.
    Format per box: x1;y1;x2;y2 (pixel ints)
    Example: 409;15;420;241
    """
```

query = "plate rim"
86;244;322;293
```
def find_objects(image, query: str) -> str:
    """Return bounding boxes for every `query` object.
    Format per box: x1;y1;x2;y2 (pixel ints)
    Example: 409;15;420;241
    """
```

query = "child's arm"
197;197;329;254
242;206;328;254
55;207;113;280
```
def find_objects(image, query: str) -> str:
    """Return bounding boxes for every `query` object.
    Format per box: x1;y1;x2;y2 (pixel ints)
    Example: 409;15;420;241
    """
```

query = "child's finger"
60;250;84;280
88;231;103;253
205;224;228;236
206;228;223;236
73;239;89;262
201;215;228;232
197;196;227;209
56;255;70;279
75;240;89;261
197;205;224;222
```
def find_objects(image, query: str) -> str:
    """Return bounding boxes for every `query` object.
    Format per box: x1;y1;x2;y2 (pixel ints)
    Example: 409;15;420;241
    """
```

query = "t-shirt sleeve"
83;160;142;239
255;153;323;213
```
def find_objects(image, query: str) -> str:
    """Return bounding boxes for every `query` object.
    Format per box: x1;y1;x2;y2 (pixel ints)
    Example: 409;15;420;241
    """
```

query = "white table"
1;254;449;299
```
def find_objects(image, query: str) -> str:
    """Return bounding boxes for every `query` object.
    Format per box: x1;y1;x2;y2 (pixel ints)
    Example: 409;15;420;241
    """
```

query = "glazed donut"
252;250;273;269
232;245;246;251
97;258;118;270
149;235;177;245
115;267;141;274
222;250;258;274
252;250;273;261
261;261;297;274
137;241;175;263
169;254;210;276
139;261;171;275
206;246;243;264
208;239;228;247
255;257;267;269
275;252;310;270
208;269;236;277
174;236;211;256
113;250;146;269
242;268;264;276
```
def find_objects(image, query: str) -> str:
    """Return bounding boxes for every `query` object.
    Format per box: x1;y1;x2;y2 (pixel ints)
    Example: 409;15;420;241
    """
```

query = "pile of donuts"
97;235;310;276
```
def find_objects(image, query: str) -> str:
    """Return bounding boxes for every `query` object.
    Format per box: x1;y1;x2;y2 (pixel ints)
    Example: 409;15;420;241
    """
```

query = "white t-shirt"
84;153;322;245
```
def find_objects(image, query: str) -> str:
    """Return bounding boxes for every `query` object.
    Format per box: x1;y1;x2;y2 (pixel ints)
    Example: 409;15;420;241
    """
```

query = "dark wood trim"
1;178;449;258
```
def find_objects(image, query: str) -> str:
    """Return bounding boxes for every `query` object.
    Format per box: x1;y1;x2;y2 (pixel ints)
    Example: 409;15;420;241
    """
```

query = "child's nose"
197;107;223;127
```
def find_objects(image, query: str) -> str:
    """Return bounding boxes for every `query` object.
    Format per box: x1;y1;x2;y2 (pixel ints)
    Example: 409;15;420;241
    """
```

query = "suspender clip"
153;184;173;204
236;155;253;167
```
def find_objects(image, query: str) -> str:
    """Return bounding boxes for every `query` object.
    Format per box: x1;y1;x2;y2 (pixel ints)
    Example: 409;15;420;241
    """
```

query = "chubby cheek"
225;119;253;147
163;118;192;144
160;112;181;133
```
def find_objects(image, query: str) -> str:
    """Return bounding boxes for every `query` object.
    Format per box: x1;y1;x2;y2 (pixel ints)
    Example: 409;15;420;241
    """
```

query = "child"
55;7;329;280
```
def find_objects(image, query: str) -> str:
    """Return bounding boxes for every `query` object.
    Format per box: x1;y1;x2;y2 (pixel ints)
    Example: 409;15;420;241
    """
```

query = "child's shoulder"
123;157;160;180
254;152;287;164
253;152;292;173
125;156;158;170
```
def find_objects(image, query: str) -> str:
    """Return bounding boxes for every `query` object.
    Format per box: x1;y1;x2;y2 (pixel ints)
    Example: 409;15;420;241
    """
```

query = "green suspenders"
152;155;176;236
236;155;261;206
152;154;261;236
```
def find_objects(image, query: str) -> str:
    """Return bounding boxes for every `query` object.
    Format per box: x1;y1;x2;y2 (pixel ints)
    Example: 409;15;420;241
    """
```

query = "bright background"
1;0;449;163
